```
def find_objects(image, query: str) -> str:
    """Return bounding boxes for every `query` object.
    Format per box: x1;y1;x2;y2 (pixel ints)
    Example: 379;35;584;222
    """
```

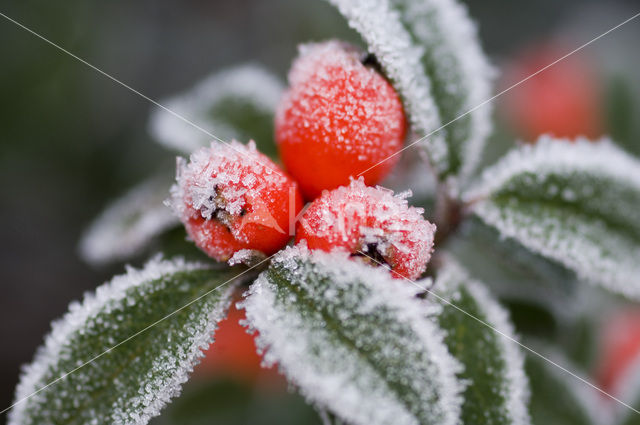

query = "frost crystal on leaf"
241;245;464;425
149;64;284;153
79;177;179;266
9;257;238;425
390;0;494;181
325;0;449;173
466;136;640;299
434;258;531;425
326;0;493;182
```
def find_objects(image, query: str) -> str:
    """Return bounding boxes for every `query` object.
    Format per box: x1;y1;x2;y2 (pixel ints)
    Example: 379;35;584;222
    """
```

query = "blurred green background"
1;0;639;423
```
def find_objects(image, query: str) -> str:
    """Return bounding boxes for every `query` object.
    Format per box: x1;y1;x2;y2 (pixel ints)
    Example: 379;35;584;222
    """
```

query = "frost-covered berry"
275;41;406;200
295;179;436;280
170;141;303;262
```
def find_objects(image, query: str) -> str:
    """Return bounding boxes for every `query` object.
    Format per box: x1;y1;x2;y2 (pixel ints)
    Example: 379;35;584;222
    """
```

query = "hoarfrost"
391;0;495;181
275;40;406;187
9;257;236;425
466;136;640;299
228;249;265;266
168;140;291;248
326;0;494;181
298;178;436;280
436;259;531;425
149;64;284;153
241;245;464;425
325;0;449;172
79;177;179;266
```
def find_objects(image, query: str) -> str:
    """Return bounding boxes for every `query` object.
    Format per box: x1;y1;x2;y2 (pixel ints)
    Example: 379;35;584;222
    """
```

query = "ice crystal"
298;178;436;279
169;140;290;247
241;245;464;425
391;0;494;181
79;177;179;266
434;259;531;425
466;136;640;298
275;40;405;171
326;0;493;181
9;257;237;425
149;64;284;153
326;0;449;171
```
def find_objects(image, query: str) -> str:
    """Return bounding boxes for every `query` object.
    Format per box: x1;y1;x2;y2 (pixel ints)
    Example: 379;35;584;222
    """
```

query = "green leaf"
150;378;322;425
325;0;493;180
446;217;579;324
466;137;640;300
241;246;464;425
149;64;283;156
525;350;599;425
79;176;179;266
9;258;241;425
432;259;531;425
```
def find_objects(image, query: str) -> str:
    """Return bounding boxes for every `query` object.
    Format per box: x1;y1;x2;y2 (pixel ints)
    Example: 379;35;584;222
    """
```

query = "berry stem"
433;184;463;247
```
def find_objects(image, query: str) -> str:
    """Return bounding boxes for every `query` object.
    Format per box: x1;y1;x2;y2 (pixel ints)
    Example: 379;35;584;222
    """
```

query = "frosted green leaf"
325;0;493;181
447;218;580;322
79;176;179;266
241;245;464;425
432;259;531;425
149;64;284;155
9;258;240;425
389;0;494;180
466;136;640;299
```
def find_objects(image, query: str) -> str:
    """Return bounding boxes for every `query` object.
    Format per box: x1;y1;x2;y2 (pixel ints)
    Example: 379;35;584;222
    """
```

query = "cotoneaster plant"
9;1;640;425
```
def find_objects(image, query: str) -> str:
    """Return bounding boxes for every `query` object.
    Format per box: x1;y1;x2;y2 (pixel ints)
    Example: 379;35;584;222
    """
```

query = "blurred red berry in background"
596;308;640;396
195;300;281;385
500;41;604;141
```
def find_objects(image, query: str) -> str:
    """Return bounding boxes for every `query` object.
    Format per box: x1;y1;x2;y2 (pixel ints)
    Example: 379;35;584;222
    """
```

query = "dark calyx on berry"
350;242;390;268
361;52;383;74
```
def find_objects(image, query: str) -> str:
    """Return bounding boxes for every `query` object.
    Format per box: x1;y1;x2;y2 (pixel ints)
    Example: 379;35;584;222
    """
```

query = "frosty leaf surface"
9;258;240;425
241;246;464;425
447;218;580;322
466;137;640;299
433;259;531;425
79;176;179;266
149;64;283;155
325;0;493;181
389;0;493;180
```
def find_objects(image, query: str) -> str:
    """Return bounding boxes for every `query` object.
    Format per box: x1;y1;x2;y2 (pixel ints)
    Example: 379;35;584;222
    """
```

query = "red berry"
596;308;640;395
500;41;603;141
295;178;436;280
171;141;303;262
275;41;406;200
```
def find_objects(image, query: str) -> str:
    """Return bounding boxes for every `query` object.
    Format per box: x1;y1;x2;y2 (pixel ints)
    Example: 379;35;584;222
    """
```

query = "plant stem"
433;183;463;247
